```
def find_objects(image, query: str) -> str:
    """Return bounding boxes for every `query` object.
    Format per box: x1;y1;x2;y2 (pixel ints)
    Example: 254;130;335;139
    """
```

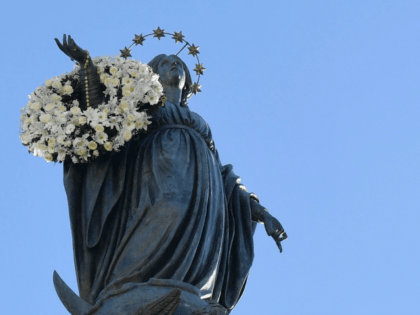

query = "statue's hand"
263;212;287;253
54;34;88;63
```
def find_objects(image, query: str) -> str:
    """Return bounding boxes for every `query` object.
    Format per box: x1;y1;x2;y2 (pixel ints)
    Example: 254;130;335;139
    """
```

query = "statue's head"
148;54;192;106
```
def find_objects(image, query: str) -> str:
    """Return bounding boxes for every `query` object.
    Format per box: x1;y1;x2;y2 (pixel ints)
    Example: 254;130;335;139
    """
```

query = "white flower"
151;74;159;83
30;102;41;111
20;112;28;122
45;79;52;87
84;107;99;123
100;74;109;83
44;153;53;162
96;132;108;144
36;143;47;151
88;141;98;150
110;67;118;75
58;114;68;124
71;116;80;126
77;147;86;155
72;156;79;163
122;85;134;96
79;116;87;125
52;94;62;102
65;124;75;134
122;77;132;85
104;142;113;151
135;121;144;129
63;85;74;95
138;64;149;74
147;92;159;105
97;111;108;122
123;130;132;141
45;103;56;111
94;124;105;133
125;120;136;131
93;150;99;156
20;132;31;144
30;114;38;123
40;114;52;124
57;135;65;144
57;149;66;161
119;101;129;112
71;107;81;115
48;138;56;146
52;80;62;89
108;116;122;130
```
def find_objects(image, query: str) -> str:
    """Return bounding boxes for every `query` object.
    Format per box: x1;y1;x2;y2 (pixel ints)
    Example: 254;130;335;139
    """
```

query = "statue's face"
155;55;186;90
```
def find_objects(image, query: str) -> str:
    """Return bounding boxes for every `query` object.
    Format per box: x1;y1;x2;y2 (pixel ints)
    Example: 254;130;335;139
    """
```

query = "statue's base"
53;271;227;315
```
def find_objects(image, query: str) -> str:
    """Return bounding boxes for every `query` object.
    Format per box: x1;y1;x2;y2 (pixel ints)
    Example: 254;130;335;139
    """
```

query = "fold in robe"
64;102;257;312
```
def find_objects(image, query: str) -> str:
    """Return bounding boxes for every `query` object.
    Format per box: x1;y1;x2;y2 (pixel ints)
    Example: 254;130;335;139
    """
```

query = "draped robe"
63;102;257;312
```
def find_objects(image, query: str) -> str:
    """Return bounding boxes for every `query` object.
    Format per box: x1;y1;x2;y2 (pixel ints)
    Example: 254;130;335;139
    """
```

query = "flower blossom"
65;124;75;134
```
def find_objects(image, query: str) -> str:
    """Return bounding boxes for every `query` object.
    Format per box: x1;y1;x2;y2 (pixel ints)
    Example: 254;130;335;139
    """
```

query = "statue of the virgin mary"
53;34;286;315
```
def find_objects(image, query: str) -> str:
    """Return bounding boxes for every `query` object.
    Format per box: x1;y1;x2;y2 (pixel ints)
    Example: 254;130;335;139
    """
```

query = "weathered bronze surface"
53;34;287;315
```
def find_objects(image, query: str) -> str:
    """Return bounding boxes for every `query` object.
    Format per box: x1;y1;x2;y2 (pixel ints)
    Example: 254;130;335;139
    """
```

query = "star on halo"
120;47;132;59
133;34;146;46
188;44;200;57
191;83;202;95
153;27;165;40
193;63;206;75
172;31;185;43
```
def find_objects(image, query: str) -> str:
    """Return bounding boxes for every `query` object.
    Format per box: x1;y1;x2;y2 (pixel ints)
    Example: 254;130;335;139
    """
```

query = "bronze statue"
53;34;287;315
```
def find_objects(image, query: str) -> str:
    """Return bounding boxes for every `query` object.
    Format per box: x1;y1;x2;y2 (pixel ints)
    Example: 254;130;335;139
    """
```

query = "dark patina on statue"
53;35;287;315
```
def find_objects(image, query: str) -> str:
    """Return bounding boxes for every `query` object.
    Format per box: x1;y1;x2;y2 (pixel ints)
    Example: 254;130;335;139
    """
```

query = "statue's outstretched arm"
54;34;104;109
250;196;287;253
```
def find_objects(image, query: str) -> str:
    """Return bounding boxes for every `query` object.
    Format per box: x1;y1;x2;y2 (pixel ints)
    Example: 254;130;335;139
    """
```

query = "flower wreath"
19;55;165;163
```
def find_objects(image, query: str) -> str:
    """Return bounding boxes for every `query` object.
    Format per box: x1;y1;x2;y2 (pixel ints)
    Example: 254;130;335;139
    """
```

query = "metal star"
188;44;200;57
153;27;165;40
193;63;206;75
120;47;132;59
172;31;185;43
191;83;202;95
133;34;146;46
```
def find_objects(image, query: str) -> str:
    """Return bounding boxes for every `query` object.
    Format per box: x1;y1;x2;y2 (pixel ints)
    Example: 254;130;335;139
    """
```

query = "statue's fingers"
63;34;68;47
55;38;71;58
276;241;283;253
68;35;76;50
69;40;77;53
54;38;64;51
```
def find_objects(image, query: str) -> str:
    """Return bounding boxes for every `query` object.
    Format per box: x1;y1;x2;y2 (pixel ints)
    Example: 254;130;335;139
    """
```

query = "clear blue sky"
1;1;419;314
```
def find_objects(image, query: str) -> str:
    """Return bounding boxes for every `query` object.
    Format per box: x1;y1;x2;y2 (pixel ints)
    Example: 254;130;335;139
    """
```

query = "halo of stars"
120;27;206;96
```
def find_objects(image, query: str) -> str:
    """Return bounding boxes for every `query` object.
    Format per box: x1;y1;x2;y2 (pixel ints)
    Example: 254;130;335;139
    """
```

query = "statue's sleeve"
214;148;258;312
63;148;129;248
63;147;129;301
